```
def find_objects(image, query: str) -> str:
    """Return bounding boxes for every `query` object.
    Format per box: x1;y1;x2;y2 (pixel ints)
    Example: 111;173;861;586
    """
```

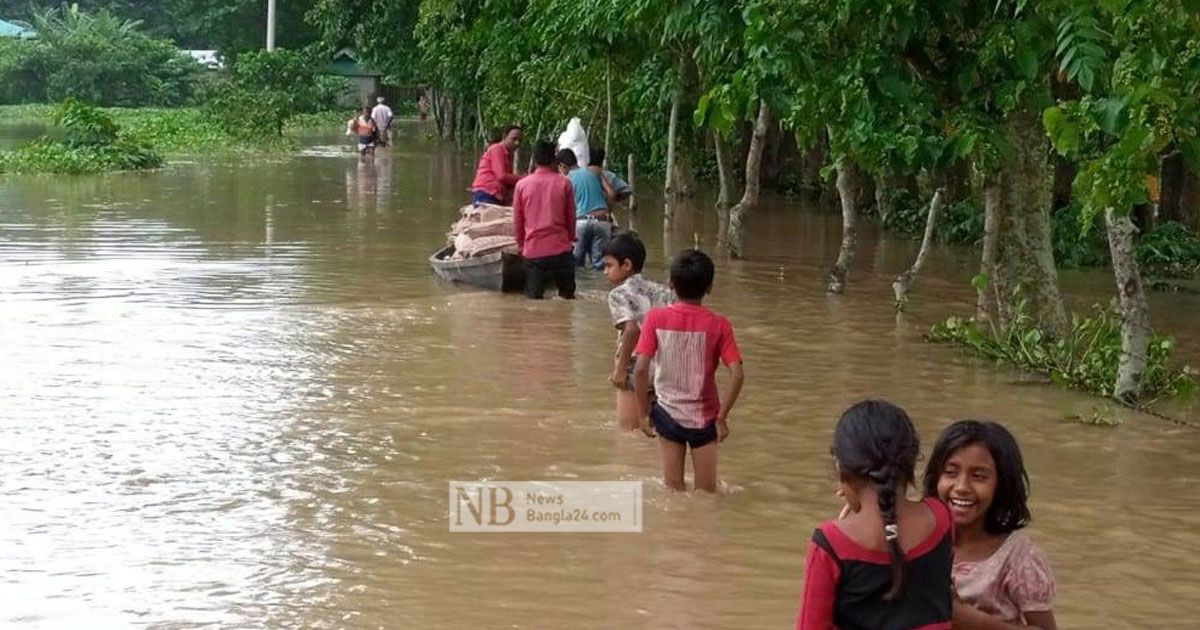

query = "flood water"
2;122;1198;628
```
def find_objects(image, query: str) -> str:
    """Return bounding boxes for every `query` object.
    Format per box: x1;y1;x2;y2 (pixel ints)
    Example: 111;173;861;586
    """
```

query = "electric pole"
266;0;277;51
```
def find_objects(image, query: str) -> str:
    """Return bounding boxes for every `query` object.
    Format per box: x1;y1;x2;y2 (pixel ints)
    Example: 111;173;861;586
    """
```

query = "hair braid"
872;466;907;601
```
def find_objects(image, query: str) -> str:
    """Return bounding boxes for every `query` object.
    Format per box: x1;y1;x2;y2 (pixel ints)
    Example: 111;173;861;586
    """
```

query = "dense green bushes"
0;99;163;174
929;305;1195;404
0;6;204;106
1137;222;1200;278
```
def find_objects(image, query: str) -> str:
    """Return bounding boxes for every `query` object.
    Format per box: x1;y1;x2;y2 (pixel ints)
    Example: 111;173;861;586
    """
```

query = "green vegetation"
0;100;354;171
0;99;162;174
206;49;347;138
1;1;1197;406
1137;222;1200;279
0;6;204;106
0;1;317;59
929;305;1195;404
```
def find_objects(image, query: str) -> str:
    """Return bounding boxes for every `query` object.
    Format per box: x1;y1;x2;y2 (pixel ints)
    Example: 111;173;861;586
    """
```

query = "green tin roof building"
327;48;383;107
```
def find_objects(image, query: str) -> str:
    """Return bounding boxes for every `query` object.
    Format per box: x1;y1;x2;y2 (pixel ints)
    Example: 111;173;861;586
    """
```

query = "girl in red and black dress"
797;400;954;630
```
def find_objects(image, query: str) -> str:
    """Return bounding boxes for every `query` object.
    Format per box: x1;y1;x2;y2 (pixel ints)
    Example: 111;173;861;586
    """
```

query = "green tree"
0;5;203;106
1043;0;1200;401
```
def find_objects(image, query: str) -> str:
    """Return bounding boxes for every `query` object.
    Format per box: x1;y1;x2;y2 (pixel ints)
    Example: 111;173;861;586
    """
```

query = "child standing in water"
602;232;674;431
797;400;954;630
346;106;377;157
923;421;1057;630
633;249;744;492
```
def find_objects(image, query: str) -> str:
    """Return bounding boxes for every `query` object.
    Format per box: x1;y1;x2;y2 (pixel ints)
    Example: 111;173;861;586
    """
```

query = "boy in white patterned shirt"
602;232;674;431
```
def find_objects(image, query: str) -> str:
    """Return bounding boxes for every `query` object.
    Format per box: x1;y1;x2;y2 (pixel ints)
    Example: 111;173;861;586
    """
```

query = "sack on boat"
465;235;518;258
463;218;513;239
448;203;517;259
556;118;589;167
453;232;474;256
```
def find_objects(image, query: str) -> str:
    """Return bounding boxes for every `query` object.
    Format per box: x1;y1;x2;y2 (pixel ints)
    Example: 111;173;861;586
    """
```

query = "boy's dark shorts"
651;403;717;449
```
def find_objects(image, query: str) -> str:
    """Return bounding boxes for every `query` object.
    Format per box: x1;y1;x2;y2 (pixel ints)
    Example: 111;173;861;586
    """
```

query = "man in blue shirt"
557;148;615;270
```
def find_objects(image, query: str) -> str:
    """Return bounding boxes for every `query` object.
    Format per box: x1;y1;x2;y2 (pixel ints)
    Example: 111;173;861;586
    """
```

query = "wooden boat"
428;245;526;292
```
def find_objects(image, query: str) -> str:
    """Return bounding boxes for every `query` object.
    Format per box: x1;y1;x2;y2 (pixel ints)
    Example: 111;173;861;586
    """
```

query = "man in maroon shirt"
513;140;577;299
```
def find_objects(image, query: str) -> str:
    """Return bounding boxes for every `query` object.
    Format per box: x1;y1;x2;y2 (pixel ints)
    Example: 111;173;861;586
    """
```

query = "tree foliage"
207;48;345;138
0;5;203;106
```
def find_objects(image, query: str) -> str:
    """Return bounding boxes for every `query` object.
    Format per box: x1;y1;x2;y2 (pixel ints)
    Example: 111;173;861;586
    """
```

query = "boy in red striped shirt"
632;249;745;492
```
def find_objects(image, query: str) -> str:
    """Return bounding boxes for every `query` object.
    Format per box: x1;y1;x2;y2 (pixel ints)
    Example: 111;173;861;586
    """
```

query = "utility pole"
266;0;277;51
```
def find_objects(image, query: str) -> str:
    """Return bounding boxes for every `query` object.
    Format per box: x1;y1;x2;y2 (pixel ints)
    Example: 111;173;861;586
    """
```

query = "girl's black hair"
833;400;920;602
922;420;1031;535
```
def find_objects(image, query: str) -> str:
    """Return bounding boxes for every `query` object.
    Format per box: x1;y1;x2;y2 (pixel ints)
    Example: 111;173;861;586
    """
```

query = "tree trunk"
829;160;860;293
1026;201;1068;332
977;173;1002;322
892;188;946;309
627;153;637;219
527;122;543;171
1132;202;1155;233
1182;165;1200;232
476;93;486;142
941;161;970;205
726;101;772;259
663;89;680;230
431;89;445;138
1104;207;1151;403
1159;152;1184;223
604;57;613;168
994;109;1066;332
714;131;735;254
800;131;829;196
875;171;896;226
445;98;456;141
1052;154;1076;212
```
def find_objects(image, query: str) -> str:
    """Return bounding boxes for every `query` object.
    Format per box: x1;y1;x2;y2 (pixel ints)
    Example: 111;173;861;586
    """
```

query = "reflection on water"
1;123;1198;628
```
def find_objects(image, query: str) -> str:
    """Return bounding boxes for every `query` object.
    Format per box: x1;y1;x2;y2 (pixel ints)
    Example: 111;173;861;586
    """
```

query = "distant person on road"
603;232;674;432
371;96;394;147
470;125;524;206
556;148;615;271
418;94;429;121
346;106;377;157
513;139;576;300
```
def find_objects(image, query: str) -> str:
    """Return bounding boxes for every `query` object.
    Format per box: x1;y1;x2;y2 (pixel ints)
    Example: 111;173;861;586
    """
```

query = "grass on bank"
0;105;353;174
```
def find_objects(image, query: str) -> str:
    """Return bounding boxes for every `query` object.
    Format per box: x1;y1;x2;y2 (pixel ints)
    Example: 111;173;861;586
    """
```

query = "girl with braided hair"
797;400;954;630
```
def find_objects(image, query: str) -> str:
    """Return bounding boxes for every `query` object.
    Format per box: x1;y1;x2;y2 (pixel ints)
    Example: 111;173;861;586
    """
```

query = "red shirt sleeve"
719;318;742;365
513;183;526;251
634;308;661;357
491;146;520;193
796;540;839;630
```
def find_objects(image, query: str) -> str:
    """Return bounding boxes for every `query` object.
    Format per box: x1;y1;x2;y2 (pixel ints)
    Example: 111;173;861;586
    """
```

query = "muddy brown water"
2;123;1198;628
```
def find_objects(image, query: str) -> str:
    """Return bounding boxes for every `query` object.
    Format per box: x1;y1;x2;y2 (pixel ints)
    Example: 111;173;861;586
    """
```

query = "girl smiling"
923;421;1057;630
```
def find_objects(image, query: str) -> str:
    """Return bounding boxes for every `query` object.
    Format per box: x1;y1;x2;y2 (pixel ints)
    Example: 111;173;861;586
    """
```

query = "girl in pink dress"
923;421;1057;630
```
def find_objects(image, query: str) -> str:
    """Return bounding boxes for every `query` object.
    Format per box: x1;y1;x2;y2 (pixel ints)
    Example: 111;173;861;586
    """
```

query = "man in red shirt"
513;140;577;299
470;125;523;205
